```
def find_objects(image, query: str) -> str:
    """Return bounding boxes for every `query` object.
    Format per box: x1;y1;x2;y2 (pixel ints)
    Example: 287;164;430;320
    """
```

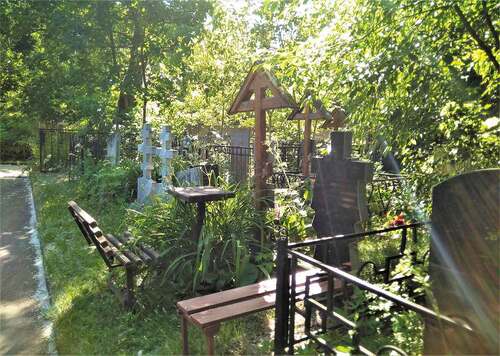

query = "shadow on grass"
52;278;274;355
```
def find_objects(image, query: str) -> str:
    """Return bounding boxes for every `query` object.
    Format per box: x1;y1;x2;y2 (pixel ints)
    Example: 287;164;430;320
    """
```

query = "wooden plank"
106;234;139;266
303;105;311;176
167;186;235;203
237;96;292;112
289;112;330;120
68;201;97;228
190;279;336;327
123;231;159;264
177;269;321;315
117;234;152;264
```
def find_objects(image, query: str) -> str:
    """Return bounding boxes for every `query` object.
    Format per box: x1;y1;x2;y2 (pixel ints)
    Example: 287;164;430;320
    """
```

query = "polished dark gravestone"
311;131;373;266
424;169;499;354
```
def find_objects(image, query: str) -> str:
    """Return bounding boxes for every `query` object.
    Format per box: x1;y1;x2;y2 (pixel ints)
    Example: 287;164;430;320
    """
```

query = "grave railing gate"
273;222;476;355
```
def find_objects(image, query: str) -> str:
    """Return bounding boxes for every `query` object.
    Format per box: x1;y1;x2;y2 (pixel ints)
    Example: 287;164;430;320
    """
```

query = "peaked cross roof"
228;67;298;114
286;95;332;121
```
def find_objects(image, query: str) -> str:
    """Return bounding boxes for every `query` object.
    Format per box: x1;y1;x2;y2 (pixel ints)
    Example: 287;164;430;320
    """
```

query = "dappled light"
1;0;498;354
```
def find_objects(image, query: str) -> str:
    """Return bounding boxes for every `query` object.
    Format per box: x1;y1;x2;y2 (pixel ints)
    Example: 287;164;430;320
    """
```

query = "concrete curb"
25;178;57;355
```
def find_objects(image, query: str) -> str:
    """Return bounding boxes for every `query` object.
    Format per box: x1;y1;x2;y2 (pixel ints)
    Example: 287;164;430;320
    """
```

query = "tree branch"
482;0;499;50
453;4;499;71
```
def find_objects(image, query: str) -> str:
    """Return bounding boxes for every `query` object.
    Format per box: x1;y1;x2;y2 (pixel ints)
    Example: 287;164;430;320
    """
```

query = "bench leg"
124;266;136;310
181;314;189;355
203;324;219;355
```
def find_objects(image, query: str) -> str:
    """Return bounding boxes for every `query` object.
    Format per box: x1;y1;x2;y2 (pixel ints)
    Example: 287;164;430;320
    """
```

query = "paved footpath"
0;165;54;355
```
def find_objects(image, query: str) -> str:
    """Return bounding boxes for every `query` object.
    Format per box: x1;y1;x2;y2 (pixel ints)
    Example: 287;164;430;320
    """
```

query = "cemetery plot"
273;169;499;355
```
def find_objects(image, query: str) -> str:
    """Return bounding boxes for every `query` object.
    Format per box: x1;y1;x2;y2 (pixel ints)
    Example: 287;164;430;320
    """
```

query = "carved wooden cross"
228;67;298;211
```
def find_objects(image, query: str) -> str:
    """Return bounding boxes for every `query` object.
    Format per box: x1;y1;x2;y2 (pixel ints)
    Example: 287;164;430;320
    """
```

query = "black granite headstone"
311;131;373;266
424;169;499;354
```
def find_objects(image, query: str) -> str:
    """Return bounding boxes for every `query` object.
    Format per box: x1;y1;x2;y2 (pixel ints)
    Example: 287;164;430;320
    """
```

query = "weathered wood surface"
177;267;342;355
167;186;235;203
68;201;160;309
178;268;321;315
190;279;334;327
228;67;298;216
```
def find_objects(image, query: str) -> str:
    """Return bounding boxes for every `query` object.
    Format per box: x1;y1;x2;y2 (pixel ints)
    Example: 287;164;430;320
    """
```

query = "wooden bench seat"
177;269;342;355
68;201;160;309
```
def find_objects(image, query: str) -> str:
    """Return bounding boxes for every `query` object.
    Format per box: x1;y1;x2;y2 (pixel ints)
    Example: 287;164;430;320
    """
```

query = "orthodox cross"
228;67;298;211
311;131;373;266
287;94;332;177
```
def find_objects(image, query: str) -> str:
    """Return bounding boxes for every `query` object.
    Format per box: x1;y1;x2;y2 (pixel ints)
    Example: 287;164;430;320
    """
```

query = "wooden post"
254;86;266;211
302;105;311;177
181;314;189;355
228;68;298;249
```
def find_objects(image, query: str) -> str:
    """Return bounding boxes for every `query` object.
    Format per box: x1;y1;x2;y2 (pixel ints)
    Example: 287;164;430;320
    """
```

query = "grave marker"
159;126;175;189
425;169;499;354
288;96;333;177
311;131;373;266
105;132;120;165
228;67;298;211
137;124;176;203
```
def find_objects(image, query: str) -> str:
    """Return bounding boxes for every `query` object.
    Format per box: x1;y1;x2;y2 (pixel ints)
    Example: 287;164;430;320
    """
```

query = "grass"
31;172;274;355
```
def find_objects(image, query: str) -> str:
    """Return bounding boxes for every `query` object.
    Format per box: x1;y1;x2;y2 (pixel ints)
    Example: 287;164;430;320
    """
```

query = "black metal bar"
288;255;297;353
304;275;312;338
287;250;474;333
39;129;45;172
274;237;290;355
288;222;426;249
400;226;408;254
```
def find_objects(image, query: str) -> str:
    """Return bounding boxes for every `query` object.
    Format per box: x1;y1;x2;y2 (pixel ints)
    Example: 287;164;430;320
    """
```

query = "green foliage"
271;181;315;241
76;159;141;205
31;172;273;355
126;180;272;295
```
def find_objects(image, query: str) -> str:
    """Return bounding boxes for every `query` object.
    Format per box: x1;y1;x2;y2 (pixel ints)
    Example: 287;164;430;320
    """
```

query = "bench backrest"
68;201;116;268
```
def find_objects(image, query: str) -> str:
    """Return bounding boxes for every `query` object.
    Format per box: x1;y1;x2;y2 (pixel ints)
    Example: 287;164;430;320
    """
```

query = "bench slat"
120;233;153;265
107;234;142;266
123;231;160;264
190;278;336;327
68;201;97;228
177;269;321;315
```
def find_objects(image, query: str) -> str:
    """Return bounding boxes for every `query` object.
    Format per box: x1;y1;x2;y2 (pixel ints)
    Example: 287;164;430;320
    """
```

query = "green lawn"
32;173;274;355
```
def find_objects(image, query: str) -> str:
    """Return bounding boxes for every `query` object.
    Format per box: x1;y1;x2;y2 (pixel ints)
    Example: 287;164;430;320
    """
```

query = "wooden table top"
167;186;235;203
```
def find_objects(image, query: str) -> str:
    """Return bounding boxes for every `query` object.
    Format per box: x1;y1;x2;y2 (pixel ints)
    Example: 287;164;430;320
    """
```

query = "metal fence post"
274;237;290;355
39;129;45;172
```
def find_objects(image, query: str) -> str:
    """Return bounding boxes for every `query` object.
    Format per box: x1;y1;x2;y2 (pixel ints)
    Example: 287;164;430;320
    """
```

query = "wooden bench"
177;269;342;355
67;201;160;309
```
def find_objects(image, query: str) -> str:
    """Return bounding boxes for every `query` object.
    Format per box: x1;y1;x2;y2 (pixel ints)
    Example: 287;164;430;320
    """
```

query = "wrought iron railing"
39;128;106;172
273;223;475;355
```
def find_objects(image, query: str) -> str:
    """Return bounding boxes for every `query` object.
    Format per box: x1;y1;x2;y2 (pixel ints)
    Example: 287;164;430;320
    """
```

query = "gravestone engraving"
106;132;120;166
311;131;373;266
424;169;499;354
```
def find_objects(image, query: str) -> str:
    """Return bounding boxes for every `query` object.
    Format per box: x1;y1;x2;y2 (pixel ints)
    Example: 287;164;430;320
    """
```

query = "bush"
76;159;141;205
0;141;32;161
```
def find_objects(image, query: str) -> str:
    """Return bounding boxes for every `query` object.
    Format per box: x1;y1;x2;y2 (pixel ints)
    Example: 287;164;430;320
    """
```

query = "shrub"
76;159;141;205
126;180;272;296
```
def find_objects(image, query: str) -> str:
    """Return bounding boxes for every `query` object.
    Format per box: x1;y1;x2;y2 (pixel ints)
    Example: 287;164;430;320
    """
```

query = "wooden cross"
288;97;335;176
228;67;298;211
